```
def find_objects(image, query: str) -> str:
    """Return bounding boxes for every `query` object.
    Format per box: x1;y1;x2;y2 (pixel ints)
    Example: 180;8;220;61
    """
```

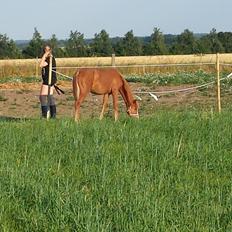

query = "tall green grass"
0;111;232;231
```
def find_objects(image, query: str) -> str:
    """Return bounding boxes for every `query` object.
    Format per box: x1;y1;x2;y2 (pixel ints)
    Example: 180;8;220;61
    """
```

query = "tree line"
0;27;231;59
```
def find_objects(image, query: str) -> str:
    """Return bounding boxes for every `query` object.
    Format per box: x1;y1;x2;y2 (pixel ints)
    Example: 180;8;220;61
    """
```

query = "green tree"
198;29;224;54
197;36;212;54
0;34;21;59
208;29;225;53
144;28;168;55
22;28;44;58
48;34;65;57
66;30;87;57
90;30;113;56
218;32;232;53
115;30;143;56
171;29;198;54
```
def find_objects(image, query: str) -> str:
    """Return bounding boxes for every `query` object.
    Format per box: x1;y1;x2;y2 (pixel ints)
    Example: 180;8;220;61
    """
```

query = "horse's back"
75;68;123;94
94;68;122;82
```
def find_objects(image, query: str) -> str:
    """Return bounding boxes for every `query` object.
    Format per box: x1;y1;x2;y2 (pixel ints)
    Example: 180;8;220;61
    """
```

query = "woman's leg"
40;84;54;95
49;94;56;119
39;85;55;118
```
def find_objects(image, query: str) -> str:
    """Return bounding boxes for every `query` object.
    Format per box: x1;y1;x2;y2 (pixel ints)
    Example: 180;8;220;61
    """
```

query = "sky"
0;0;231;40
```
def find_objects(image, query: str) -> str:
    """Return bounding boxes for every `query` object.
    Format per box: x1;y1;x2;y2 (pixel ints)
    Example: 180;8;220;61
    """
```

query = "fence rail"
1;53;232;78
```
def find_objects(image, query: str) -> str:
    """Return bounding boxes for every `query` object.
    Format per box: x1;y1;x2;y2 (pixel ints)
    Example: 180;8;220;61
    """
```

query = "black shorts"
42;76;57;86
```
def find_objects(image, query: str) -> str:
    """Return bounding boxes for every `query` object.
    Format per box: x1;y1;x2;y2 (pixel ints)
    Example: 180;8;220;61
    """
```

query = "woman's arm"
39;51;50;68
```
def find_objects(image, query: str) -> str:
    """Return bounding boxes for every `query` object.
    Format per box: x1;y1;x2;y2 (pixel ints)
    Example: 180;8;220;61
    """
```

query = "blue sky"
0;0;231;39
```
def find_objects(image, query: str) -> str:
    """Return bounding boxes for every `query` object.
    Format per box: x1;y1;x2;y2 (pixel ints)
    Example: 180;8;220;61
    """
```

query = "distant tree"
48;34;65;57
113;39;124;56
114;30;143;56
22;28;44;58
66;30;87;57
90;30;113;56
144;28;168;55
218;32;232;53
210;29;224;52
197;36;212;54
208;28;225;53
198;29;224;54
0;34;21;59
171;29;198;54
164;34;177;48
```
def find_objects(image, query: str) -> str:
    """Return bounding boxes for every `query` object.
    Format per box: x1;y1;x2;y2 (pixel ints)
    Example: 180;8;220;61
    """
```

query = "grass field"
0;110;232;231
1;53;232;78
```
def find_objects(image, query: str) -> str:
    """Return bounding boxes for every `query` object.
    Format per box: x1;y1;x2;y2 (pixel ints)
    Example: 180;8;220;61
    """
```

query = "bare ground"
0;81;230;120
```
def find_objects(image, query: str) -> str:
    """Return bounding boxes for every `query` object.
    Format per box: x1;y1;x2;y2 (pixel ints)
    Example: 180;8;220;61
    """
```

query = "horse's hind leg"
99;94;109;120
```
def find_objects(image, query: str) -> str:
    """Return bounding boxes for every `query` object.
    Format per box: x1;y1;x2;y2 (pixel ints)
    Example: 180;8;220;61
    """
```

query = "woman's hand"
40;52;50;68
44;51;51;58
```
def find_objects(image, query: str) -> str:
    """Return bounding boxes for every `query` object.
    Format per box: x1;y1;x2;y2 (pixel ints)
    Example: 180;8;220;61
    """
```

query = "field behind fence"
1;53;232;78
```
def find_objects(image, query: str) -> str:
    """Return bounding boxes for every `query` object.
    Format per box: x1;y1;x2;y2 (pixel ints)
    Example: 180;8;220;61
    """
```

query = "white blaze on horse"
72;68;139;121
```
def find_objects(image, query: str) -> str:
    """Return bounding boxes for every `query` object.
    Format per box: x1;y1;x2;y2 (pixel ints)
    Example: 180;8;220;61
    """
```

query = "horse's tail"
73;71;80;101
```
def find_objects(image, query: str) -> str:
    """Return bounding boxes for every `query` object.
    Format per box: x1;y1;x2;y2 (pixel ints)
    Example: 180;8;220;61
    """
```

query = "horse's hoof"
75;118;80;123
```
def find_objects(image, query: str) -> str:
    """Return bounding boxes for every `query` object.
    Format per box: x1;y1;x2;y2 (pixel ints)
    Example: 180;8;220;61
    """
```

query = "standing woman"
39;45;57;118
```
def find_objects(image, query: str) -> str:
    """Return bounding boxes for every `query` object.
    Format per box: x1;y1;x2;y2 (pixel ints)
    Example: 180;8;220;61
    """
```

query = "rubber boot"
50;105;56;119
41;106;47;118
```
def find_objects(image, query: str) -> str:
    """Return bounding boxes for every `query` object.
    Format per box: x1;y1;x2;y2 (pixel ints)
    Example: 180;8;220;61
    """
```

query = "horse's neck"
120;80;134;107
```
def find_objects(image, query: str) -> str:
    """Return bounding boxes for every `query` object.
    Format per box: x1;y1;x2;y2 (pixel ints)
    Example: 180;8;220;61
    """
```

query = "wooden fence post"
111;54;116;67
216;53;221;113
142;65;146;75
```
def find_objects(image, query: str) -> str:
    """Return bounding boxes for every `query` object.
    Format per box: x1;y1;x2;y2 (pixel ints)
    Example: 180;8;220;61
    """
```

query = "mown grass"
0;110;232;231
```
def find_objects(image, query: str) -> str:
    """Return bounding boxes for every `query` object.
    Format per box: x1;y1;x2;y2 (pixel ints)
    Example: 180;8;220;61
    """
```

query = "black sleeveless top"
41;56;57;86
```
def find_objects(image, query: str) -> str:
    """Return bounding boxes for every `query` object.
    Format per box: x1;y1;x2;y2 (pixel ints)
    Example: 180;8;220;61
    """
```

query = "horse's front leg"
112;90;119;121
99;94;109;120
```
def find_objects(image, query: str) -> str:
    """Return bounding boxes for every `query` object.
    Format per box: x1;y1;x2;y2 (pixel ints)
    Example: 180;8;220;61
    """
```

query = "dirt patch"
0;81;230;119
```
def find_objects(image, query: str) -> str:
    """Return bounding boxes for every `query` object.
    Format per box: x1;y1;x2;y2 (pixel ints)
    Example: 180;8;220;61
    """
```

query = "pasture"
0;110;232;231
0;67;232;231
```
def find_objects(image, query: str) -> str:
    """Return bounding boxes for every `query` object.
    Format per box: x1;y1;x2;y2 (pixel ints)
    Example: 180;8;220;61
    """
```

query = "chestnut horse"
72;68;139;121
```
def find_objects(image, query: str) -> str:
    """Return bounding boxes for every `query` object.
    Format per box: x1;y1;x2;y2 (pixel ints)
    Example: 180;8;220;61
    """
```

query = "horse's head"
127;100;139;118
